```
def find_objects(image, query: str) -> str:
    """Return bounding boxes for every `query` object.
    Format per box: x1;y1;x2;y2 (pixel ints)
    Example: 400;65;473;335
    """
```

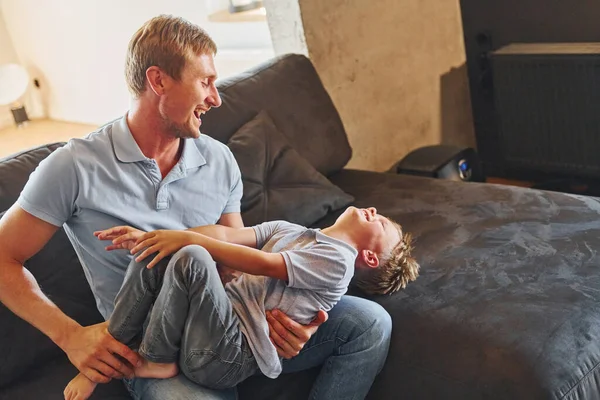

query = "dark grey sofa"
2;54;600;400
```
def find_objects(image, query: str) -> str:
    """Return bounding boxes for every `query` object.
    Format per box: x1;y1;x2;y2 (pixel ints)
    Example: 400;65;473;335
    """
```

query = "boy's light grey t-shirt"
225;220;358;379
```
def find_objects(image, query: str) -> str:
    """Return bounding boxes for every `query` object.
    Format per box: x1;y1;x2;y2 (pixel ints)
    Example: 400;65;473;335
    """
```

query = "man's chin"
174;124;201;139
190;127;201;139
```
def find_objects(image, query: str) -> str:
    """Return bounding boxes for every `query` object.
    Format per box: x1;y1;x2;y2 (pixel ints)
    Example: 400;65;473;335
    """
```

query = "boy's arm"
131;230;288;281
186;224;257;248
97;223;257;250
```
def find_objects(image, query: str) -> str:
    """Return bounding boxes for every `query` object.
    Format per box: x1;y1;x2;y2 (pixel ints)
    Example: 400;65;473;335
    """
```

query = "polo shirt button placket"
156;185;169;210
146;160;167;210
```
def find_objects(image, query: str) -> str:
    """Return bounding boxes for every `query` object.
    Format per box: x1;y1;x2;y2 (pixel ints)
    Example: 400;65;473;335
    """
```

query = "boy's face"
337;206;401;258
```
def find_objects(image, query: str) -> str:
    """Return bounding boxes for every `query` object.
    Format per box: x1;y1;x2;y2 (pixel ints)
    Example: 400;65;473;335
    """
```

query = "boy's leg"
137;245;257;389
63;257;170;400
280;295;392;400
108;255;169;347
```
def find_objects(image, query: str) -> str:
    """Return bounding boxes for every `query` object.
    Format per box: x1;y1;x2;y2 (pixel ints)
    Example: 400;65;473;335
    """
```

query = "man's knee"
367;302;392;346
357;300;392;344
334;296;392;346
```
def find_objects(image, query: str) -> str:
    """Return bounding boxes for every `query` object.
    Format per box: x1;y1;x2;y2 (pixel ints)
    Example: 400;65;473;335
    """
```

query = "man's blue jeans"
113;245;392;400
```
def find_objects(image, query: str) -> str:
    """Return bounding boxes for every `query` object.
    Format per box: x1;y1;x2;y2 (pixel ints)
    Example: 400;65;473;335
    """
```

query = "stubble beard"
161;115;199;139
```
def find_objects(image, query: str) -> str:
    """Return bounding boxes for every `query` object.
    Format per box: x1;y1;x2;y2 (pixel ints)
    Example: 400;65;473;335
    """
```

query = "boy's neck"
320;226;359;250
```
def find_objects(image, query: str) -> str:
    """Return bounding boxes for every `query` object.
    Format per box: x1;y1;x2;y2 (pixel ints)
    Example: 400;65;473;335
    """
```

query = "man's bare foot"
135;359;178;379
64;373;97;400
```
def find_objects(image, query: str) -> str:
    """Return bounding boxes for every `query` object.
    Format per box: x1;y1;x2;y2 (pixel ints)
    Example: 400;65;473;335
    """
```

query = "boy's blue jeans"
111;245;392;400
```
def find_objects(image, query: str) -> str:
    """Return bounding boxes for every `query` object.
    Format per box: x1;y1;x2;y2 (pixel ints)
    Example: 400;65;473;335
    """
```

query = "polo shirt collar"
113;115;147;163
112;115;206;169
180;138;206;169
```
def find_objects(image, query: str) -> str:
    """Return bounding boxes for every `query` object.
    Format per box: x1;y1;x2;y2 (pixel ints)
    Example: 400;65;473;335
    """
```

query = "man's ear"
359;250;380;269
146;66;169;96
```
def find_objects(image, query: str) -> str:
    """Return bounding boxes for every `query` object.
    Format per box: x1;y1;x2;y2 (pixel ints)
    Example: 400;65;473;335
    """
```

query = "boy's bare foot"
135;359;178;379
64;373;97;400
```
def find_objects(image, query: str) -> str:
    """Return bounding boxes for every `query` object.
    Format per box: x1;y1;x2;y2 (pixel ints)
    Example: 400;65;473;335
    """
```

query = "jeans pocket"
184;349;241;389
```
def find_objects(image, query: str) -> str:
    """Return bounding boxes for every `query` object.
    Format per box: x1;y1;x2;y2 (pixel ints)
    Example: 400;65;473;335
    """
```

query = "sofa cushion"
327;169;600;399
227;110;354;227
203;54;352;177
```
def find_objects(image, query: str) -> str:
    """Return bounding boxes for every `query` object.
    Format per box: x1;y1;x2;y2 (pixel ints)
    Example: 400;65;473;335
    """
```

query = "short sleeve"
252;220;288;249
16;146;79;227
222;150;243;215
282;244;352;291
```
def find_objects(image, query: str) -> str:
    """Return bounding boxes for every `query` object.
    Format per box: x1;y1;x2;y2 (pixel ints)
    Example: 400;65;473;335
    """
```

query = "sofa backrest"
0;143;65;213
203;54;352;177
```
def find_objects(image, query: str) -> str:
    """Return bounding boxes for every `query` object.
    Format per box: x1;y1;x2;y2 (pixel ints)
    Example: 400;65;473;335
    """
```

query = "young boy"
64;206;419;400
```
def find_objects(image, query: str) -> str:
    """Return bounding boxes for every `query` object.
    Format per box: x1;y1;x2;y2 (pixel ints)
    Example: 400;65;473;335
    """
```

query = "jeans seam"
203;277;239;345
140;286;170;357
186;349;244;368
139;273;180;359
111;286;149;340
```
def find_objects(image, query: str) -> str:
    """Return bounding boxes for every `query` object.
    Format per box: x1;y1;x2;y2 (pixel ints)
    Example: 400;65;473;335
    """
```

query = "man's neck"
127;103;182;178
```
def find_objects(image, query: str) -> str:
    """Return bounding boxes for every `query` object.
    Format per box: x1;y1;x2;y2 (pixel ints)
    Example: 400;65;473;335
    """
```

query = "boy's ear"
359;250;380;269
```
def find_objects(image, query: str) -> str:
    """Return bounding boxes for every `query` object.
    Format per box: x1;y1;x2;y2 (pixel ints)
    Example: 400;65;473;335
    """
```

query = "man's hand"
61;321;141;383
266;309;328;359
131;230;196;269
94;226;145;251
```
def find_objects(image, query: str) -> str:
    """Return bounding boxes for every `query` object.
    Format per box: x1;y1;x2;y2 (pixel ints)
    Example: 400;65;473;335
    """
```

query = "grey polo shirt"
17;115;242;318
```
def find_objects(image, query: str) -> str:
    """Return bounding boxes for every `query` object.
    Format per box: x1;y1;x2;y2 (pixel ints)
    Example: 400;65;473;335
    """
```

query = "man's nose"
368;207;377;216
207;84;222;108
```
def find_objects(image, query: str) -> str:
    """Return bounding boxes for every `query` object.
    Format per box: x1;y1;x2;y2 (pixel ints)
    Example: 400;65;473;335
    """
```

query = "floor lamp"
0;64;30;127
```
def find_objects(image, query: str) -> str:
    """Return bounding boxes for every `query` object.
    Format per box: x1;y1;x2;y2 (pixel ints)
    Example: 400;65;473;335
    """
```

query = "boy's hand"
131;230;196;269
94;226;145;251
266;309;328;359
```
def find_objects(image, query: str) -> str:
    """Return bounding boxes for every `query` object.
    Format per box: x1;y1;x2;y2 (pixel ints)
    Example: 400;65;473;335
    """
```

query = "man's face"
159;52;222;139
337;206;401;256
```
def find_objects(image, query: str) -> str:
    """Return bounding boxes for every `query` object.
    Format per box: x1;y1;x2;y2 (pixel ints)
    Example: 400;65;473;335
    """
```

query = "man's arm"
214;212;246;284
0;205;140;382
217;212;244;229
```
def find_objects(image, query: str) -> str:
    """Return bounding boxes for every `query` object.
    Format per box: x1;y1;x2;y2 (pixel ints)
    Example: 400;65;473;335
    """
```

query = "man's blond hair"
125;15;217;97
355;221;420;295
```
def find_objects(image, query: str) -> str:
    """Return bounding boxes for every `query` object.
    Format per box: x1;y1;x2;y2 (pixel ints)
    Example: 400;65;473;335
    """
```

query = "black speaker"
392;145;485;182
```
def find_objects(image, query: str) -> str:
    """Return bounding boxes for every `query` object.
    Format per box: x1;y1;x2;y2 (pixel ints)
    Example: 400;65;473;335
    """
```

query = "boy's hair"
355;221;420;295
125;15;217;97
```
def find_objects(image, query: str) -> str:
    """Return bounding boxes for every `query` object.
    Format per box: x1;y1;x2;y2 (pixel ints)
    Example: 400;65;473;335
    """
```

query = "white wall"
0;0;274;125
263;0;307;56
0;5;20;129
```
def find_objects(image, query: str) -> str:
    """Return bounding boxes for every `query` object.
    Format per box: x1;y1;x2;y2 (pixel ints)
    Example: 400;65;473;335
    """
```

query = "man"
0;15;392;399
